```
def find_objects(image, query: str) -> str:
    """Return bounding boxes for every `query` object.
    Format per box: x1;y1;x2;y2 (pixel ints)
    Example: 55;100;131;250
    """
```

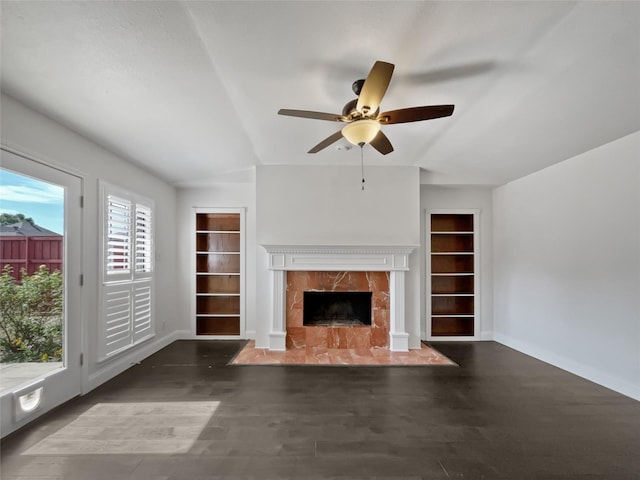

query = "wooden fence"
0;236;63;280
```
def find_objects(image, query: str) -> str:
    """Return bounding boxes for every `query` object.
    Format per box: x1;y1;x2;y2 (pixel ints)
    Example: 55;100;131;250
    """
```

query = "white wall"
421;186;494;340
0;94;179;392
255;165;422;348
256;165;421;245
493;131;640;400
176;182;257;337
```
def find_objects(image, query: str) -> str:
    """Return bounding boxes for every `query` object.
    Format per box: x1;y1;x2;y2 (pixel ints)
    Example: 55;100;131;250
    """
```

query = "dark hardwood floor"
2;340;639;479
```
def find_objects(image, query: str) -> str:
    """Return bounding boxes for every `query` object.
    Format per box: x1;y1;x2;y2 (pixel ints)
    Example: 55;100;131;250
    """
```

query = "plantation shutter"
100;182;155;360
105;195;132;281
132;284;152;342
103;286;132;354
135;204;153;276
133;204;153;343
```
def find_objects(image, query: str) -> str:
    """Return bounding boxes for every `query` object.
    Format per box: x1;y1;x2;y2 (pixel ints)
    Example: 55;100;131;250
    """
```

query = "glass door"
0;148;82;436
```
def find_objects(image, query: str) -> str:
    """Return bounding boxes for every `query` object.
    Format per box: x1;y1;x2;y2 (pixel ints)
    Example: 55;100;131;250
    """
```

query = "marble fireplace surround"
262;245;417;352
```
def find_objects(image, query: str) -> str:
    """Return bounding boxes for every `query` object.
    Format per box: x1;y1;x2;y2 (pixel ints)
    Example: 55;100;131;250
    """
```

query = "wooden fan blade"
378;105;454;124
356;61;395;115
308;130;344;153
278;109;346;122
370;130;394;155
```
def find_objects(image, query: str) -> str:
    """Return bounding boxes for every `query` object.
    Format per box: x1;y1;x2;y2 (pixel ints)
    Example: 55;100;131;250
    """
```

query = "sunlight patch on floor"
23;401;219;455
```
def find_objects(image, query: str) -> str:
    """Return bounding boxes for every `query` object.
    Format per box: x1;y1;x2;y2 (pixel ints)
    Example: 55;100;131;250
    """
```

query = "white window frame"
99;181;155;361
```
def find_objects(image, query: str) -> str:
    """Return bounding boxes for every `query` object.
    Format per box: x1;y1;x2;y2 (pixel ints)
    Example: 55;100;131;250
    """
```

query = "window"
99;182;154;360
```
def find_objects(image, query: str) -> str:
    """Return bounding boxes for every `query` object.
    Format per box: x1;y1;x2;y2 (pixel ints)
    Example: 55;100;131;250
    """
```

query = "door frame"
0;146;85;437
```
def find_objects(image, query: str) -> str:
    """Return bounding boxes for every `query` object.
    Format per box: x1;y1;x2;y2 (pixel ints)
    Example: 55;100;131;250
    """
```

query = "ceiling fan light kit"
278;60;455;155
341;119;381;146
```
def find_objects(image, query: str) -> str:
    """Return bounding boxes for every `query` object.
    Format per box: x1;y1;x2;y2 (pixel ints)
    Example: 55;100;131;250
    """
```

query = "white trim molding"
262;245;418;352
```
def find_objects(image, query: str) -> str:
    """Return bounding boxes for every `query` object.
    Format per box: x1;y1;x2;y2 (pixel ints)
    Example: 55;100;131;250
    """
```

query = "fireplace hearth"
303;291;372;327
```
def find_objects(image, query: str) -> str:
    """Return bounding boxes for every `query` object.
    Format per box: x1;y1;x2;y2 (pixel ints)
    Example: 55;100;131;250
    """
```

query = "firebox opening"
303;291;372;326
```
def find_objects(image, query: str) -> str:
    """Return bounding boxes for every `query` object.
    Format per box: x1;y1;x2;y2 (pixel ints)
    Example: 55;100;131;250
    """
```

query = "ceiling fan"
278;61;455;155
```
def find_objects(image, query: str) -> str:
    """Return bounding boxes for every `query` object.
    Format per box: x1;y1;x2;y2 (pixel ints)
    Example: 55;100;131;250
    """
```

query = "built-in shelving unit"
195;211;243;336
427;211;479;339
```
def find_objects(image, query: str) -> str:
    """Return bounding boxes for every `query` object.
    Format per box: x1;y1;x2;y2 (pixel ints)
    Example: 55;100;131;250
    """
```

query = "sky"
0;168;64;235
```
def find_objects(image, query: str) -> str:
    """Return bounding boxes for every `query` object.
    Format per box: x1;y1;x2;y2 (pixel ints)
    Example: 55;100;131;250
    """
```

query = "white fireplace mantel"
262;244;418;352
263;244;416;272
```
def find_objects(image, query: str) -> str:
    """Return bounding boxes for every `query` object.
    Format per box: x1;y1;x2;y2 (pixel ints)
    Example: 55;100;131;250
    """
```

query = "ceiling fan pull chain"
360;143;365;191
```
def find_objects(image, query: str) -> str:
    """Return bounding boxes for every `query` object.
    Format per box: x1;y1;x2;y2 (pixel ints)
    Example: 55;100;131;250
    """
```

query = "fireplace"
262;245;416;351
287;271;389;349
303;291;372;326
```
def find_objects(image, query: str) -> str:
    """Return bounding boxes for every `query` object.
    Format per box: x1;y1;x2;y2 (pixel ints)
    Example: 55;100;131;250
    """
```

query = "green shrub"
0;265;63;363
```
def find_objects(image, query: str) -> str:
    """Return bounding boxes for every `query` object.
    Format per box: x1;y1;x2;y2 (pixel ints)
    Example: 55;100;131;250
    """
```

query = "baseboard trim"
480;330;494;341
494;333;640;401
85;330;189;394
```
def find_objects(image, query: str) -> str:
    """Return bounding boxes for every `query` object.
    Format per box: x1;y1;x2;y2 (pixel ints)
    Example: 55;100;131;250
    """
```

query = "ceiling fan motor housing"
342;98;379;120
342;98;358;117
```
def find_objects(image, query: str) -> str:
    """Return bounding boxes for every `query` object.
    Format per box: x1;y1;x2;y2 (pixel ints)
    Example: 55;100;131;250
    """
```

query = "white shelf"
432;294;474;297
431;231;474;235
431;314;474;318
432;274;474;277
431;273;474;276
430;252;474;255
196;272;240;276
196;293;240;297
196;251;240;255
196;314;240;318
196;230;240;234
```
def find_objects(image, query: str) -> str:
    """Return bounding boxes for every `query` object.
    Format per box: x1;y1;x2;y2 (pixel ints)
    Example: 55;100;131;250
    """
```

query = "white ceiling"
1;1;639;186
